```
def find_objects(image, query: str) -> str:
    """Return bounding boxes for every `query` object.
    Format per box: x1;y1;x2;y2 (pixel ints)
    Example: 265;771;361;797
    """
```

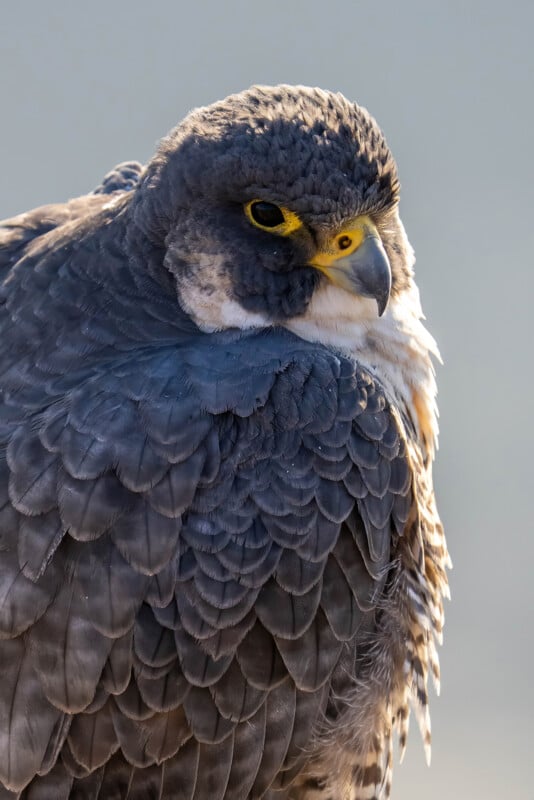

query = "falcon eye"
250;201;284;228
244;199;303;236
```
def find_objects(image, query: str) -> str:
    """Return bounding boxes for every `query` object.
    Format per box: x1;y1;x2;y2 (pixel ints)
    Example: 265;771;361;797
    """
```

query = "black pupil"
251;201;285;228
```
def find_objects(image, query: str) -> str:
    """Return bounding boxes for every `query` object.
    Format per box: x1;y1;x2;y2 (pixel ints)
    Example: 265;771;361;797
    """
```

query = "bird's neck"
283;282;440;458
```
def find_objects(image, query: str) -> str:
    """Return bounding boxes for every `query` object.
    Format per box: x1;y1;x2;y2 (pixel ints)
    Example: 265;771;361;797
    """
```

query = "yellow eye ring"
333;229;365;257
244;199;302;236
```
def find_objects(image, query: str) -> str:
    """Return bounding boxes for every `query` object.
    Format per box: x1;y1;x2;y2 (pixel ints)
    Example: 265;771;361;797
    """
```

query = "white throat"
283;282;440;455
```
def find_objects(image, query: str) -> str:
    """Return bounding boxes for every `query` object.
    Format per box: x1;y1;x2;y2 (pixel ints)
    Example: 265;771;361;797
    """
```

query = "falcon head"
132;85;438;446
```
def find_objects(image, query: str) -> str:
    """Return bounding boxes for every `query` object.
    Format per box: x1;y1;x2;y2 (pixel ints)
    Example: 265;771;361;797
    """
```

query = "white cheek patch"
174;251;269;333
217;299;268;330
178;281;269;333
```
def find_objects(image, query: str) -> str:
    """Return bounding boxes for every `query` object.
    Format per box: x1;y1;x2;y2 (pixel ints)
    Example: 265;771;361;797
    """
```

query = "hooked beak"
309;216;392;316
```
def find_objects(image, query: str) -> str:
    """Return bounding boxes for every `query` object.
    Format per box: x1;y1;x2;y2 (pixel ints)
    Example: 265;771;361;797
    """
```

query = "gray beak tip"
377;296;389;317
351;235;392;316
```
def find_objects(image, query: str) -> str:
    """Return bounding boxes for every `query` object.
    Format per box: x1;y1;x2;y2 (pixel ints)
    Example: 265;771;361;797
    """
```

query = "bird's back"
0;161;143;279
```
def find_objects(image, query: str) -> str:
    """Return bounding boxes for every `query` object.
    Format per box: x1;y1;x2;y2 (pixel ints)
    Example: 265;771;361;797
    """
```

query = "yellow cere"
244;199;303;236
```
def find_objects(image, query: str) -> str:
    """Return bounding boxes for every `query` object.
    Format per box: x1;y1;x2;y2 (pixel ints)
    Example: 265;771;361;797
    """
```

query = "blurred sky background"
1;2;532;797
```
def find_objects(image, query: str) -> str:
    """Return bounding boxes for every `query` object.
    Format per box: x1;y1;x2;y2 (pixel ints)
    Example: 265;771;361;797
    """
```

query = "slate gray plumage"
0;87;448;799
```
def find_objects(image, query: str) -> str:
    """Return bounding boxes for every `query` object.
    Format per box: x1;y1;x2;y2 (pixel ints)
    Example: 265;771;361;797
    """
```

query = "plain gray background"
1;2;532;798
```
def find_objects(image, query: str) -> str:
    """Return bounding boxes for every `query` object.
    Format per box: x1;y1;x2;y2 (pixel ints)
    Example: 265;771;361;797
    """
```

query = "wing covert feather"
0;223;414;799
0;639;63;791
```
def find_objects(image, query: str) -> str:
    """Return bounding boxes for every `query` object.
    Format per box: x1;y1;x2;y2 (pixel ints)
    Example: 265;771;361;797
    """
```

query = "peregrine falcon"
0;85;449;799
